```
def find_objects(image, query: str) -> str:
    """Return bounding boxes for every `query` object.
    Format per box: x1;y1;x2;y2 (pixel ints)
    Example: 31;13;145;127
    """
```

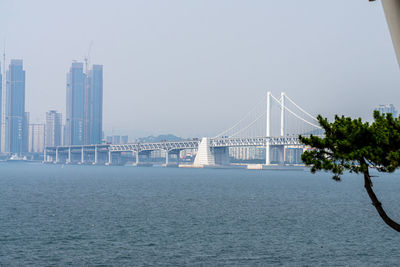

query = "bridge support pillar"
55;148;59;163
135;151;139;165
43;148;47;162
165;150;169;165
265;141;271;165
108;150;112;165
81;147;84;164
283;145;287;164
67;147;71;164
94;146;98;165
176;151;180;165
163;149;181;167
213;147;230;166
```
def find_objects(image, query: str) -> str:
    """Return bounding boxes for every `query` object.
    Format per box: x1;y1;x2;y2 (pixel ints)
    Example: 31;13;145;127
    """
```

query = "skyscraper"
65;62;85;145
46;110;62;147
65;61;103;146
5;59;27;154
88;64;103;145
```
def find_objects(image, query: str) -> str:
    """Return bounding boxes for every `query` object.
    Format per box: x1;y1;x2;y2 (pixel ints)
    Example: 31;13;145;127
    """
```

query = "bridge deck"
45;136;306;154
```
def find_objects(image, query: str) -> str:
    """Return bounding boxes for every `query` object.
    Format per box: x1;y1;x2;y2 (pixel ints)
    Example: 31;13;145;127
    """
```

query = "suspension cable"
284;94;319;122
229;111;266;137
270;95;322;129
214;95;267;138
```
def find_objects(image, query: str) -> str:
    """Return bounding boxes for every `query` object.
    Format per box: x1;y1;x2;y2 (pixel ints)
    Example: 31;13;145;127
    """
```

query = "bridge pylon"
280;92;285;136
266;91;271;165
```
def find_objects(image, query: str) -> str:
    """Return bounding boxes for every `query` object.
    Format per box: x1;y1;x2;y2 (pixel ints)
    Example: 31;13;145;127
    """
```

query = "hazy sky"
1;0;399;138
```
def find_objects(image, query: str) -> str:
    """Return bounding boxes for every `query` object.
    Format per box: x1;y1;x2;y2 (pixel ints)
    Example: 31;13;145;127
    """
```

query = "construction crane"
84;41;93;145
84;41;93;76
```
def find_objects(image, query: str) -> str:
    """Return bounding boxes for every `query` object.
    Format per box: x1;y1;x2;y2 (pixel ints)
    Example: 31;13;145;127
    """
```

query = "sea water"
1;163;400;266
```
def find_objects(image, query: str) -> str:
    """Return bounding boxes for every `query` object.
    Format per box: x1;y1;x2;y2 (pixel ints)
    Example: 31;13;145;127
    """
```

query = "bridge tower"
280;92;285;136
265;91;271;165
280;92;286;164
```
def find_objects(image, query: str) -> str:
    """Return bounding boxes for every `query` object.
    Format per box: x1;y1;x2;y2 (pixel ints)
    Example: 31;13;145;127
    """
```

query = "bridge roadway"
44;136;305;164
46;136;303;152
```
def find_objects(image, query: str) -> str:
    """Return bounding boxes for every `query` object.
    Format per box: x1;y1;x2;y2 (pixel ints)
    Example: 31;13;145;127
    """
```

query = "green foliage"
299;111;400;180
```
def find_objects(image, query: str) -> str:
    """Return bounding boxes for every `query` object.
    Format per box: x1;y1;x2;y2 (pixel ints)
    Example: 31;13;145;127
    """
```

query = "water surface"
1;163;400;266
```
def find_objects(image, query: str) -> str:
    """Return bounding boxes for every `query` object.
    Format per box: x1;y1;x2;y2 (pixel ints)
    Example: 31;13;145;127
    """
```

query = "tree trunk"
363;168;400;232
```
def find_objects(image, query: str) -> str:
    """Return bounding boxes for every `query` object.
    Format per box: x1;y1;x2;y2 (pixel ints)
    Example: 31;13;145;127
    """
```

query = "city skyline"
0;56;399;150
0;58;104;154
1;1;400;138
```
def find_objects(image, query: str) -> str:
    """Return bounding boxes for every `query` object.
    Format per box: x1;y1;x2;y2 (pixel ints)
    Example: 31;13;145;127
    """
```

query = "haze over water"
2;1;399;138
1;163;400;266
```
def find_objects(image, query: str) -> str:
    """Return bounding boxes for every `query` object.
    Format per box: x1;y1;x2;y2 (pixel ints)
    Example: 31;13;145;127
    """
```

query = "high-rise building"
229;147;265;161
374;104;398;117
65;62;85;145
46;110;62;147
23;112;29;153
5;59;27;154
28;124;45;153
285;147;303;164
112;135;120;145
121;135;128;144
88;64;103;145
65;62;103;146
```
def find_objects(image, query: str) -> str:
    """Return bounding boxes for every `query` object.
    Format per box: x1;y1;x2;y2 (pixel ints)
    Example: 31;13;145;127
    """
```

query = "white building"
29;124;45;153
374;104;398;117
46;110;62;147
229;147;265;161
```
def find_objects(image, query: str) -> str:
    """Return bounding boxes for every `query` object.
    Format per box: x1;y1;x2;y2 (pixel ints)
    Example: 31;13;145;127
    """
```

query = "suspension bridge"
44;92;323;167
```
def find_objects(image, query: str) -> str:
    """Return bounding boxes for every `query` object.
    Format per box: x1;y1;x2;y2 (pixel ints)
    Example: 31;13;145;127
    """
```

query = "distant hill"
137;134;184;143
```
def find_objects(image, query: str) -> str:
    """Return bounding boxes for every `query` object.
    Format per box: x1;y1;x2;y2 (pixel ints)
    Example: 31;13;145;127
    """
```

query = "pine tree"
300;111;400;231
